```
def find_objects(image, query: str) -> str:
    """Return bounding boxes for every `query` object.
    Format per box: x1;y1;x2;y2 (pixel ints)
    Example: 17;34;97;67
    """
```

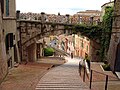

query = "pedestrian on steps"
71;52;73;59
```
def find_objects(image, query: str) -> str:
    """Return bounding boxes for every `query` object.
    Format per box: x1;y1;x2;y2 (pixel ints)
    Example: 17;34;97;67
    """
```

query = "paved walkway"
0;57;65;90
1;56;119;90
35;56;90;90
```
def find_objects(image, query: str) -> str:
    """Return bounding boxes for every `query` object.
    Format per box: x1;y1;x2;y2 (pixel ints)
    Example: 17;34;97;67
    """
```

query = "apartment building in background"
73;34;90;58
71;10;101;25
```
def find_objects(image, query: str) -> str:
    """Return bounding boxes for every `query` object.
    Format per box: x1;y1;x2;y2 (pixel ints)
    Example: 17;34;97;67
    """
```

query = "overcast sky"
16;0;114;15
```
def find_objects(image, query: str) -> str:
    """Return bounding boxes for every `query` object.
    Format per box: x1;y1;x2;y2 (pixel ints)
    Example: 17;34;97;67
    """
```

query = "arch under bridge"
17;20;74;62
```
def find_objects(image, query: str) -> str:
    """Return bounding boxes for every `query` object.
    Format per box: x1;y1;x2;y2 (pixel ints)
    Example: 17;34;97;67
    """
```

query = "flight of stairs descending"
35;57;90;90
36;82;89;90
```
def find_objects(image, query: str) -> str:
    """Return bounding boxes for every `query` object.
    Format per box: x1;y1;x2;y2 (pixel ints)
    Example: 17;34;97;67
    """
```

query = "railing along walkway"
79;62;120;90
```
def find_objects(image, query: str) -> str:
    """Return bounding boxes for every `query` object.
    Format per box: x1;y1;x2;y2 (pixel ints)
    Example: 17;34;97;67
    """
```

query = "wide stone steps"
35;57;90;90
36;82;88;90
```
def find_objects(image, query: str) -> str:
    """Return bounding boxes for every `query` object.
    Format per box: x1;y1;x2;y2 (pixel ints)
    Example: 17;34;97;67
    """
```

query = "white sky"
16;0;114;15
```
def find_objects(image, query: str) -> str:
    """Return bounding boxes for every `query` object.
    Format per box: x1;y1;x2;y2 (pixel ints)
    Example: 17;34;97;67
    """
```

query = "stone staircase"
36;82;88;90
35;57;90;90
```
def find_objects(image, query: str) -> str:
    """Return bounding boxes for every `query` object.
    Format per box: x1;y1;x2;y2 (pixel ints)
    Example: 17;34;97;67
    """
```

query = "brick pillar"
26;43;37;62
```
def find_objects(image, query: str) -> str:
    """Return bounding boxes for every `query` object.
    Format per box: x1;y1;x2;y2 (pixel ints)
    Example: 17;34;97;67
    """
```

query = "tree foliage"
44;47;55;56
100;6;113;61
72;6;113;61
73;24;102;40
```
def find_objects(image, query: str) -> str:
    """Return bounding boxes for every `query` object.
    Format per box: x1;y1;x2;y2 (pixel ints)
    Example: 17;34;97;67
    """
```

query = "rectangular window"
6;0;9;16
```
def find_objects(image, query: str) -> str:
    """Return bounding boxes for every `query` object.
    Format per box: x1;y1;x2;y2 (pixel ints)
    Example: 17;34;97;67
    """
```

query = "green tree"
44;47;55;56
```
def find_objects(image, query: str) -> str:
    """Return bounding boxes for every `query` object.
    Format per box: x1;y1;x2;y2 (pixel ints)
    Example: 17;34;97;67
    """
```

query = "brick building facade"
71;10;101;25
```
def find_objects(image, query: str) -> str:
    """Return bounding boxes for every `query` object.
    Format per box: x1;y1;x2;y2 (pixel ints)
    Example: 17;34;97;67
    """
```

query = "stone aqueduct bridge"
17;20;73;62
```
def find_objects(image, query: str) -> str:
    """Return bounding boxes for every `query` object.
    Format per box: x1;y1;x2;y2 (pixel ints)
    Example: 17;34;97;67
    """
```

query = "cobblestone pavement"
35;56;90;90
0;57;65;90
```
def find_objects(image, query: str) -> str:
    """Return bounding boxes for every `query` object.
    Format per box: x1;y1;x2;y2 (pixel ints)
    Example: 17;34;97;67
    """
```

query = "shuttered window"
6;0;9;16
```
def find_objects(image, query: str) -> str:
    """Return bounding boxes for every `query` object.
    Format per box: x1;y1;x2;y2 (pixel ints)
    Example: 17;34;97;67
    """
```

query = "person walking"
71;52;73;59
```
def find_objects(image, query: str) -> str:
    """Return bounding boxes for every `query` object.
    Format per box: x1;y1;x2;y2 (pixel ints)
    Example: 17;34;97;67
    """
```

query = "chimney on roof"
16;10;20;19
58;12;60;16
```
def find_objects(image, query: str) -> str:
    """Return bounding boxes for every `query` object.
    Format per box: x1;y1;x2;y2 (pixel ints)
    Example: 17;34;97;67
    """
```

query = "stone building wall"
107;0;120;72
3;0;20;68
89;40;100;62
0;2;8;84
3;0;16;17
0;0;19;83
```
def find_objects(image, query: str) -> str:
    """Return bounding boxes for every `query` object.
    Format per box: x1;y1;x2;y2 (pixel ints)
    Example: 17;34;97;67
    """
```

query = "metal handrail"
89;70;109;90
90;69;117;78
79;62;119;90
